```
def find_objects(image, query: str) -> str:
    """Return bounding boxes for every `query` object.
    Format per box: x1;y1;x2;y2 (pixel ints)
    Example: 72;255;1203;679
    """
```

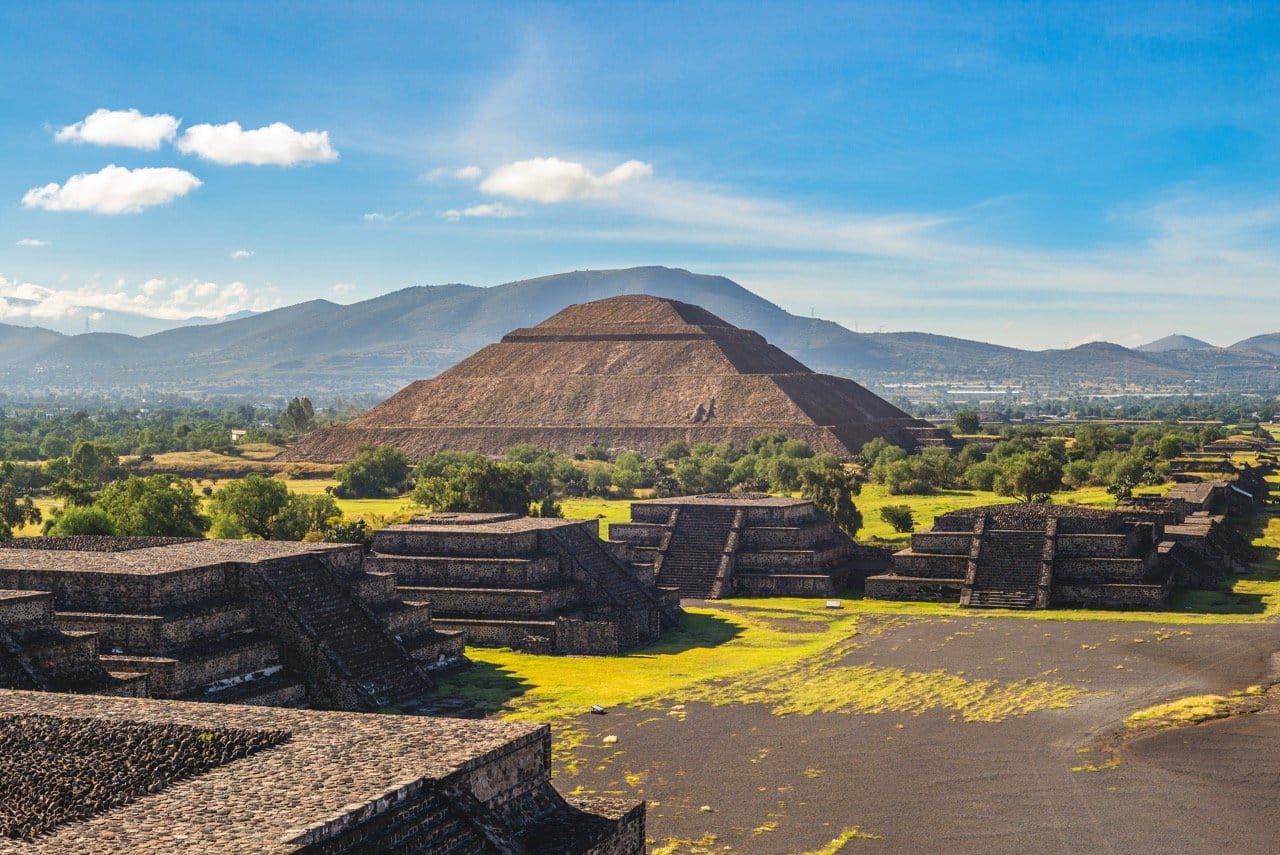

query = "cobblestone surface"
0;540;354;576
0;690;540;853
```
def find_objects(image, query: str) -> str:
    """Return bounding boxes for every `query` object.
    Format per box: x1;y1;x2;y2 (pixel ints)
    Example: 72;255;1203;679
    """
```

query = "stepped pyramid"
284;295;938;460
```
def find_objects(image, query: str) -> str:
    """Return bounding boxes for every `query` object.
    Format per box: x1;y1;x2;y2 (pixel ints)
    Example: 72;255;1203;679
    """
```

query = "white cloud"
454;165;482;180
442;203;519;221
21;165;202;214
230;249;254;259
329;282;356;295
0;273;278;323
54;108;180;150
479;157;652;203
16;239;49;248
177;121;338;166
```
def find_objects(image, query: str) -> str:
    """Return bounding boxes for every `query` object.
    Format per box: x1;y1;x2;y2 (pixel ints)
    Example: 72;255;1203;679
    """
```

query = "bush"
45;506;117;536
334;446;411;499
879;504;916;533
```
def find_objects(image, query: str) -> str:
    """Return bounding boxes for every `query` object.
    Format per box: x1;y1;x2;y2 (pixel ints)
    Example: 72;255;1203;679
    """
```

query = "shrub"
879;504;916;533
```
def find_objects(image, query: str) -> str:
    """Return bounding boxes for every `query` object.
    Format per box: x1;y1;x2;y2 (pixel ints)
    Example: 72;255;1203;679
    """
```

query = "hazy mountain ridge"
2;267;1278;397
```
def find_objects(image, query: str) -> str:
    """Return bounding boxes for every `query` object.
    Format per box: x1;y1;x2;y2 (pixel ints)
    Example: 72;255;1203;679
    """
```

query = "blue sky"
3;1;1279;347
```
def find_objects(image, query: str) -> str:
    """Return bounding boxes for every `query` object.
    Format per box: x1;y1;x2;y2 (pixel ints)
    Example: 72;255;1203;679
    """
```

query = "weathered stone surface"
0;690;643;853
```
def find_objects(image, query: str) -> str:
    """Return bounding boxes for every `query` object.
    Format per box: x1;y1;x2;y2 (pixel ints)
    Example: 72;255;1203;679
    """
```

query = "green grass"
436;600;1085;723
560;497;635;538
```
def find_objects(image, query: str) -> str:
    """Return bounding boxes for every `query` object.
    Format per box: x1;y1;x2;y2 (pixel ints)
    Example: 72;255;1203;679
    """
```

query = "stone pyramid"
283;295;937;461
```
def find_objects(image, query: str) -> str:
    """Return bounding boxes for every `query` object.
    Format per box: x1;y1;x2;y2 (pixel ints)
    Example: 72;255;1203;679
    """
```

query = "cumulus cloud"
442;203;518;221
21;165;202;214
54;108;181;150
16;239;49;248
177;121;338;166
479;157;652;203
329;282;356;295
0;273;277;323
454;165;482;180
230;249;254;259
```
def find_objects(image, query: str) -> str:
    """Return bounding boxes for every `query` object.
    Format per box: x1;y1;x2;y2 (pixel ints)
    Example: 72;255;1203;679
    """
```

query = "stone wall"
863;576;964;603
1051;583;1167;609
1053;557;1151;585
734;573;839;597
887;552;968;579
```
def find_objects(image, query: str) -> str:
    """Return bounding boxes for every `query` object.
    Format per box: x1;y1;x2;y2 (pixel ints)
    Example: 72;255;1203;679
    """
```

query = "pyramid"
283;295;939;461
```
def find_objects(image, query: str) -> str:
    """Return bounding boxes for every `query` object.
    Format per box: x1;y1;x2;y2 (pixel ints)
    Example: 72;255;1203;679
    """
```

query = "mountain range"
2;266;1279;399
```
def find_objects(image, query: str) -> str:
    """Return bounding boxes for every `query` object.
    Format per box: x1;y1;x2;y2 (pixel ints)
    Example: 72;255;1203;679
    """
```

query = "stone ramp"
251;560;435;710
964;529;1046;609
546;523;680;628
656;506;738;598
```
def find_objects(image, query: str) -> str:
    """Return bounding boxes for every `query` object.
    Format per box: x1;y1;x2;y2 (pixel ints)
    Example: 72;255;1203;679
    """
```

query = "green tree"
659;439;691;461
271;493;341;540
282;397;316;434
413;459;535;514
952;410;981;435
45;506;117;536
994;451;1064;503
96;475;210;537
208;475;290;539
799;466;862;539
334;446;411;498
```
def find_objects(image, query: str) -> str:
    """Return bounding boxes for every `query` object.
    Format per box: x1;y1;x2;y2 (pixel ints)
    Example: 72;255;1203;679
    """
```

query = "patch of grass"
560;497;634;538
802;826;883;852
438;600;1084;723
1124;687;1264;731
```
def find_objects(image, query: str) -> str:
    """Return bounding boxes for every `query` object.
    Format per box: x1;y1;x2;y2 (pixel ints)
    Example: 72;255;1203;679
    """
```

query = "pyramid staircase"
962;519;1052;609
654;506;739;599
252;560;436;710
547;524;680;629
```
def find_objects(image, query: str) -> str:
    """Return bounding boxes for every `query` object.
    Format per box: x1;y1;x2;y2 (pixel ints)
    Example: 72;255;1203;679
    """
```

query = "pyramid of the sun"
284;295;939;461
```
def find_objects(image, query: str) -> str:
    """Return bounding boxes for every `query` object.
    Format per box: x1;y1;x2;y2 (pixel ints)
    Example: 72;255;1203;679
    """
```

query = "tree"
994;451;1064;503
952;410;981;435
334;446;411;498
271;493;341;540
413;459;535;514
0;484;41;542
879;504;916;533
282;397;316;434
799;466;862;539
208;475;290;539
45;506;117;537
659;439;691;461
95;475;210;537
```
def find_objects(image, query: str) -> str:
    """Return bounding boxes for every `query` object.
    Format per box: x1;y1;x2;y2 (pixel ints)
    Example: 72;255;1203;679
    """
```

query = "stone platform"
865;503;1243;610
0;689;644;853
370;514;680;654
0;538;465;711
610;494;858;599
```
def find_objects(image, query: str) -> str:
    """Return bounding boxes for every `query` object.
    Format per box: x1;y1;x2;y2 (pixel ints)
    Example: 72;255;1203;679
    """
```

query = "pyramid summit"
283;294;941;461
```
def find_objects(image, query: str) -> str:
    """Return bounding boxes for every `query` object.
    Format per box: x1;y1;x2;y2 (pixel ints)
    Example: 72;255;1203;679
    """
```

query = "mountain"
1137;334;1214;353
1;266;1278;397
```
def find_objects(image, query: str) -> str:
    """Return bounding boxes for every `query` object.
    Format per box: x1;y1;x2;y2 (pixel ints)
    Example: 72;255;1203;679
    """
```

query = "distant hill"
1137;334;1214;353
2;266;1278;397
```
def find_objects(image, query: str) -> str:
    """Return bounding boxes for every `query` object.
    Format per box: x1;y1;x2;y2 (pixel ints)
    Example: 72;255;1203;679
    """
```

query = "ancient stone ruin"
865;503;1246;610
369;513;681;654
610;494;863;599
0;537;463;711
0;689;645;852
282;294;947;461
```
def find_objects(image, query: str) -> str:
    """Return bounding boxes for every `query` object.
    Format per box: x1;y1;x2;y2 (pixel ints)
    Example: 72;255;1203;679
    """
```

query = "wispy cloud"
329;282;356;296
55;108;180;150
16;239;49;248
363;210;421;223
21;165;202;214
177;121;338;166
442;203;518;221
230;248;254;259
421;165;482;182
0;274;278;323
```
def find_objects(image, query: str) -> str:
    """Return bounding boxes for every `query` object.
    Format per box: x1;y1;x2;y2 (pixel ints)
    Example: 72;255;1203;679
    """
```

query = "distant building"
229;428;248;443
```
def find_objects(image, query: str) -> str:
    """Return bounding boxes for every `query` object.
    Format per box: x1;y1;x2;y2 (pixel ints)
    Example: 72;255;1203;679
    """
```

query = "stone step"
0;591;54;633
186;668;307;707
99;631;282;697
22;629;99;677
56;601;255;656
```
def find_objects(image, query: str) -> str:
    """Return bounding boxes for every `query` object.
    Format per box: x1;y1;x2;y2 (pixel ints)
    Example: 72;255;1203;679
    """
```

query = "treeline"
0;398;344;461
910;393;1280;424
861;421;1219;501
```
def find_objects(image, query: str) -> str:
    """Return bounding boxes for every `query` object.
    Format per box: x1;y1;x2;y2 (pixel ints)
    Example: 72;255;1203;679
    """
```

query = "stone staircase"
253;560;436;710
547;523;680;628
655;506;738;598
965;529;1046;609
